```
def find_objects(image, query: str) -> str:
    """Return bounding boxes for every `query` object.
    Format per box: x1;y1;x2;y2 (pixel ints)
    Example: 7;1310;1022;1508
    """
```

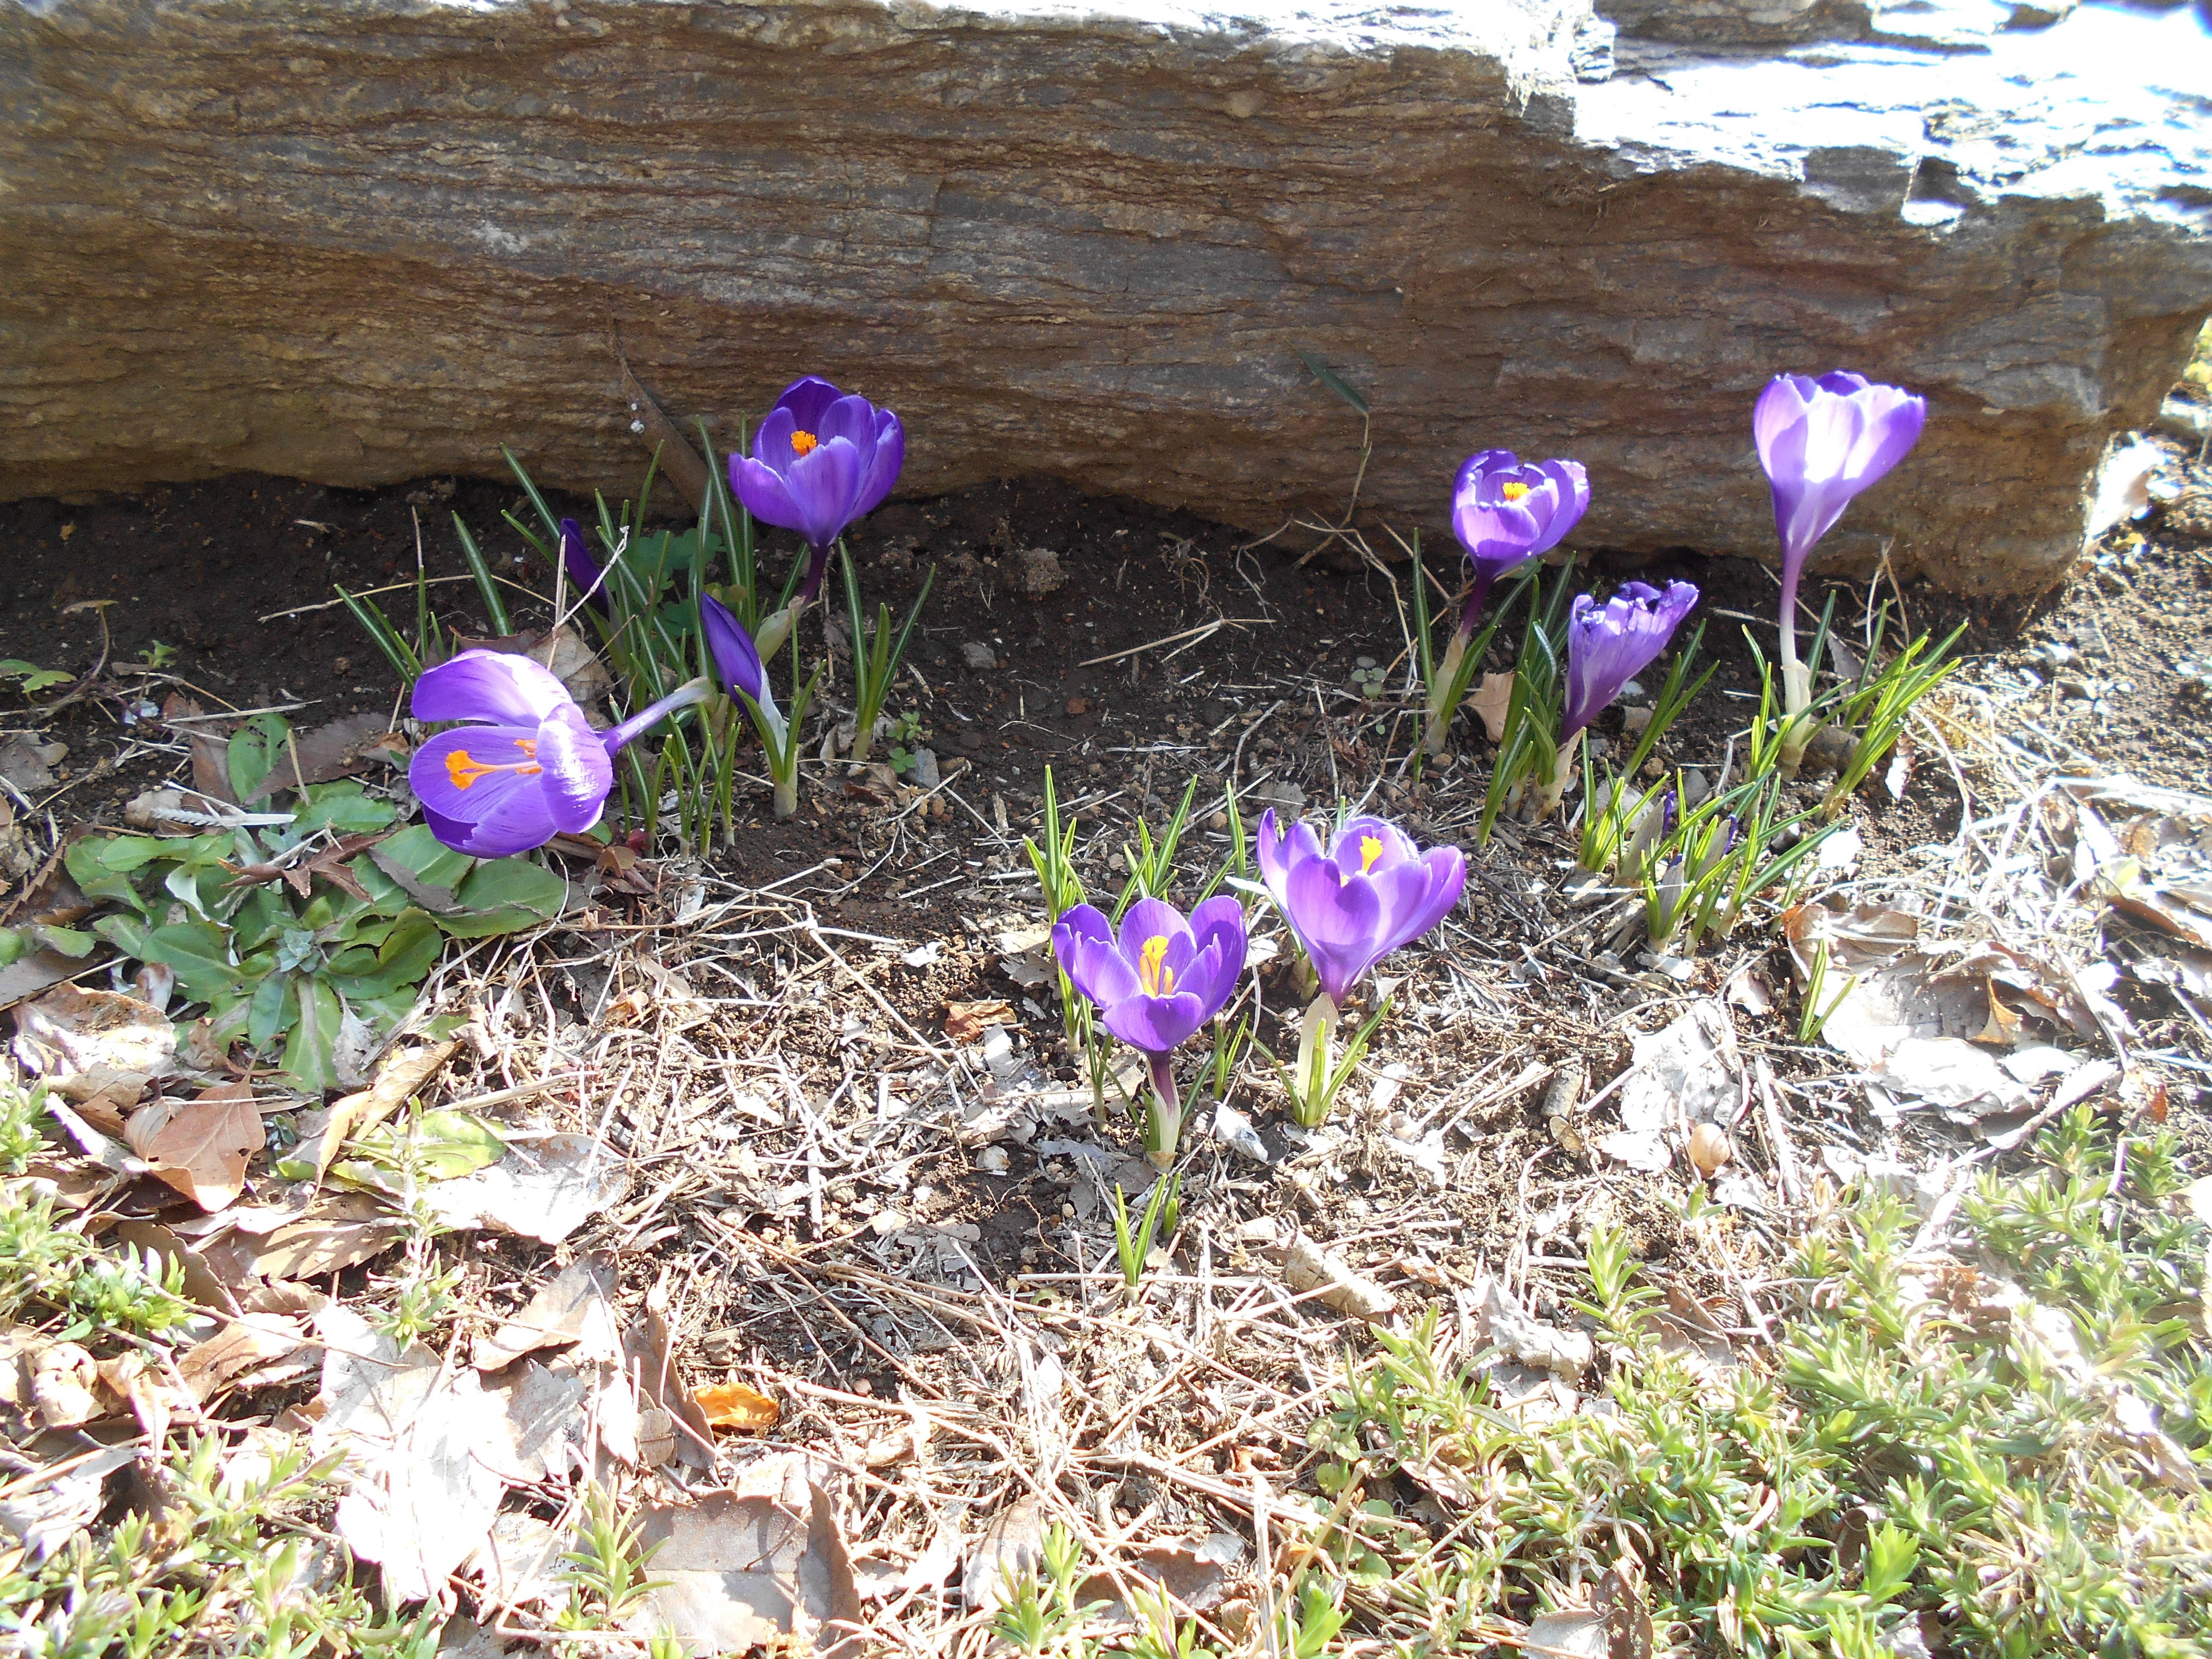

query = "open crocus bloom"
1754;372;1924;604
409;651;713;857
409;653;613;858
730;375;904;602
1051;896;1246;1056
1450;449;1590;626
1562;580;1700;743
1257;811;1465;1005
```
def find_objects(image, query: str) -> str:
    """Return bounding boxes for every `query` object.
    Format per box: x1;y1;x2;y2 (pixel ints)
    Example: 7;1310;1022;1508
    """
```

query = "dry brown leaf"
10;983;179;1109
246;1191;408;1279
313;1306;506;1605
237;712;399;803
419;1133;629;1244
176;1314;312;1401
638;1484;860;1656
693;1380;781;1432
96;1352;197;1443
629;1303;714;1470
109;1219;245;1315
943;1000;1015;1044
476;1255;620;1372
963;1495;1047;1611
29;1342;104;1428
125;1084;264;1212
314;1039;459;1183
1470;671;1516;742
1279;1237;1397;1322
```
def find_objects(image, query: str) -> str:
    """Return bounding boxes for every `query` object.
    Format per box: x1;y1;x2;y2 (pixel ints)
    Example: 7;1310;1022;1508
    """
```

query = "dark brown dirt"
7;449;2211;1299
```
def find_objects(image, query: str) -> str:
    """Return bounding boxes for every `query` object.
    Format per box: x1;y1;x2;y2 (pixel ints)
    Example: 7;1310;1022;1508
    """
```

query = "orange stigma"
1501;481;1531;502
791;430;819;458
445;746;544;790
1137;935;1176;997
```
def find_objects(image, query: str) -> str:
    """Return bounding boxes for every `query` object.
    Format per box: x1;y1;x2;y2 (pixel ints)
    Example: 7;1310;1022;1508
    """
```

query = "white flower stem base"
1142;1049;1183;1171
1535;729;1583;818
1291;992;1340;1127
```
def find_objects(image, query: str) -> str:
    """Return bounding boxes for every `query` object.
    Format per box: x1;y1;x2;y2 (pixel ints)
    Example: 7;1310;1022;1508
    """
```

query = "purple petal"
752;404;800;474
701;594;765;705
1562;580;1700;741
771;376;845;435
559;519;608;613
1525;459;1591;555
781;437;865;550
1184;895;1249;1018
1255;809;1288;897
731;452;808;538
1331;816;1416;879
1117;896;1193;963
814;393;881;454
1452;449;1520;498
1452;495;1545;565
1283;855;1386;1004
1406;846;1468;940
408;727;560;856
854;408;905;519
411;651;571;727
1070;933;1142;1010
534;704;614;834
1101;989;1206;1054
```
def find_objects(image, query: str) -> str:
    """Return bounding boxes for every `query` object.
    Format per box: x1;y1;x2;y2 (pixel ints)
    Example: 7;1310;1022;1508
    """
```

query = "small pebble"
975;1146;1011;1175
961;641;997;670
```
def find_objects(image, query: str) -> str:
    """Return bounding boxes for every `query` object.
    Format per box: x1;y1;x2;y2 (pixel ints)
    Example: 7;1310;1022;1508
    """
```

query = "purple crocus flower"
1753;372;1924;626
1256;812;1465;1006
699;593;766;707
1053;896;1246;1056
729;376;905;604
1450;450;1590;628
1562;580;1700;743
1053;895;1247;1167
409;650;710;857
558;518;608;614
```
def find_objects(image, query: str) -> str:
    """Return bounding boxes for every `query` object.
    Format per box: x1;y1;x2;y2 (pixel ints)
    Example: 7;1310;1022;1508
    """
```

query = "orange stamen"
445;748;544;790
1360;834;1383;874
1501;481;1531;501
791;430;819;458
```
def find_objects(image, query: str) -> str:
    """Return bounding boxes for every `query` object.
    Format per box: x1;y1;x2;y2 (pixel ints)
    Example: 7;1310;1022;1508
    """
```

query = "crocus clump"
730;375;904;655
1427;449;1589;757
410;651;712;857
1539;580;1699;813
1258;811;1465;1126
1753;371;1924;769
1052;896;1247;1169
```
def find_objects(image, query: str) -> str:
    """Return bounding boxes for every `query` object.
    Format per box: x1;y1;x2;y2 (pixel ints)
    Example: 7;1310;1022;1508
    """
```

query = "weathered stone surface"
0;0;2206;593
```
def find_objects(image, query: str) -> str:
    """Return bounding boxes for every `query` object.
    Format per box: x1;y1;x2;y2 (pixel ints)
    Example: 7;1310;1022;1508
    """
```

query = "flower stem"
1535;728;1583;817
1291;992;1339;1127
1142;1049;1182;1171
1777;568;1814;776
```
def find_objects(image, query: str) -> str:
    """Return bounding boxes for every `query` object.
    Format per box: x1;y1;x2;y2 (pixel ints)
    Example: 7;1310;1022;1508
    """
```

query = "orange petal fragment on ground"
691;1380;780;1431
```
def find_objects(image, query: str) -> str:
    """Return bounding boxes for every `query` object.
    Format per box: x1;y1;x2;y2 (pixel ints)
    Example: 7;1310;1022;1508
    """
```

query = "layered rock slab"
0;0;2206;592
